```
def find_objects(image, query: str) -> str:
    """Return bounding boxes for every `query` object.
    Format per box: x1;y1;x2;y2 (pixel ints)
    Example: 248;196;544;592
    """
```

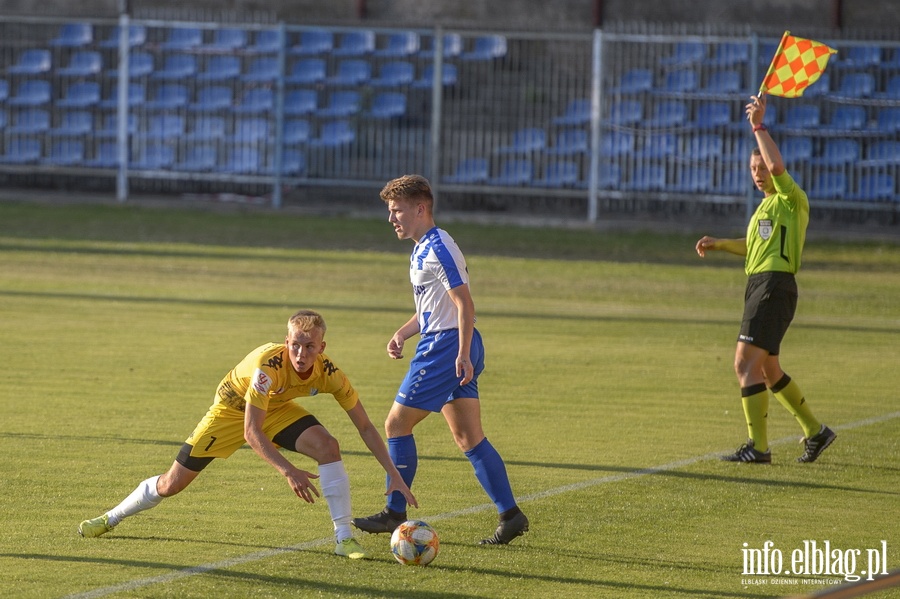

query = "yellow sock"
771;375;820;438
741;384;769;453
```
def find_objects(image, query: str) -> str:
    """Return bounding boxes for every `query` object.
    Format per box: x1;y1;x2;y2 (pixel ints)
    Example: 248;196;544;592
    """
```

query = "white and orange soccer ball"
390;520;439;566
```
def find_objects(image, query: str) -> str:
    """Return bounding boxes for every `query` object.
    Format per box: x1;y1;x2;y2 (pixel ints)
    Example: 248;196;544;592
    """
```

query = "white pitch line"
63;410;900;599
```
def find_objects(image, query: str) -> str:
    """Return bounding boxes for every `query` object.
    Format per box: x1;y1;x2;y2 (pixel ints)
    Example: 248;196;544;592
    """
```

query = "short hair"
287;309;326;336
751;148;762;157
380;174;434;208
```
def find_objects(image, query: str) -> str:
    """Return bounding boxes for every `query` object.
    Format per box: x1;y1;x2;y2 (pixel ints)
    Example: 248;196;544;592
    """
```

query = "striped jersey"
745;170;809;276
409;226;470;334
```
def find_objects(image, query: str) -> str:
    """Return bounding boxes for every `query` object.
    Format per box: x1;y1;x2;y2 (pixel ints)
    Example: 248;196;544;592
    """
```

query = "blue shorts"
395;328;485;412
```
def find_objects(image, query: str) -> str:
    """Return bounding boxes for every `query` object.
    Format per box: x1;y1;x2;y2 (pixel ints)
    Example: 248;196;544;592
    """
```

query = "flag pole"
759;30;791;95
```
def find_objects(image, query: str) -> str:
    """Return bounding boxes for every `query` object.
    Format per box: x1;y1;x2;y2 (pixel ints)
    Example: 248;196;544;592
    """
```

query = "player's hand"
287;469;320;504
387;335;405;359
456;355;474;386
695;236;717;257
385;475;419;509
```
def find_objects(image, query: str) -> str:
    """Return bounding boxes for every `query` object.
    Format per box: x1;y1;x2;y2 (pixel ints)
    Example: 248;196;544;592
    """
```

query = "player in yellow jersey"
695;93;836;464
78;309;417;559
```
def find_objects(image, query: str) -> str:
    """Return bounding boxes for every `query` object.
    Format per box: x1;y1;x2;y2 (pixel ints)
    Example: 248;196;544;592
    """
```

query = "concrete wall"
0;0;896;32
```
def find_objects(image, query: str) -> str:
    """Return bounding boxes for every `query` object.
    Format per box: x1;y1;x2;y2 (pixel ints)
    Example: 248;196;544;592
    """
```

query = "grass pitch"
1;201;898;599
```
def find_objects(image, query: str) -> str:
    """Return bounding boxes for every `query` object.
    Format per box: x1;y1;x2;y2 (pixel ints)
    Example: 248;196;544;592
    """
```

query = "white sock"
318;461;352;543
106;475;163;527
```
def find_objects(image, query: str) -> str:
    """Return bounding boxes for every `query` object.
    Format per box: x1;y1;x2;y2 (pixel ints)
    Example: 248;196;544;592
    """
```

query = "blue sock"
386;434;417;513
465;437;516;513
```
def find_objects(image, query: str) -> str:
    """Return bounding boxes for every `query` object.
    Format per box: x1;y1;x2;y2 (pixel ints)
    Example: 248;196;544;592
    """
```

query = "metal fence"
0;15;898;220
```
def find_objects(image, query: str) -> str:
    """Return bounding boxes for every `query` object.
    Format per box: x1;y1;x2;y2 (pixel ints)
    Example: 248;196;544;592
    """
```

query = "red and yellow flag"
759;31;838;98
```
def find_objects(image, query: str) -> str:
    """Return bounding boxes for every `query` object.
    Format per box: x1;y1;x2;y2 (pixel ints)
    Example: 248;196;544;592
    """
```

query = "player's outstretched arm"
346;402;419;508
696;236;748;258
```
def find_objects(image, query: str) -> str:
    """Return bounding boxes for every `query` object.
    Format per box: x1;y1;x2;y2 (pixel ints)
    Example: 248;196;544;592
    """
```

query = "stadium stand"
57;82;100;108
197;55;242;82
290;29;333;55
98;24;147;49
444;157;489;184
286;59;326;85
308;120;355;147
373;32;420;58
43;140;85;166
57;51;102;77
497;127;546;154
369;61;415;87
152;54;197;80
368;92;407;119
8;49;51;75
208;28;247;52
332;31;376;56
49;22;92;48
460;35;507;61
8;80;51;107
489;159;533;185
314;91;361;118
419;33;463;59
159;27;203;51
241;57;280;83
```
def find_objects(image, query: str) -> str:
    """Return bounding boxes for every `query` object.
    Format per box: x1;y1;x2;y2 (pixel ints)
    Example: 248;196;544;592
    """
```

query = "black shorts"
738;271;798;355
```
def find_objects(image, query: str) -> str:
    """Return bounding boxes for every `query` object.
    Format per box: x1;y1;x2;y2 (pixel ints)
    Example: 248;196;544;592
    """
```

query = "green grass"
1;201;899;599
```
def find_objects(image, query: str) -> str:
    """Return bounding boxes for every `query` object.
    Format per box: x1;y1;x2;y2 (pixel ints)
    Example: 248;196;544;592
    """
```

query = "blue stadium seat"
8;108;49;133
197;56;241;82
836;73;875;98
599;131;635;157
97;113;137;138
57;82;101;108
43;140;85;166
99;82;145;109
290;29;333;55
83;142;120;168
854;173;895;201
0;138;42;163
607;100;642;126
241;57;280;83
370;62;415;87
284;90;319;116
553;99;591;126
877;107;900;132
246;29;281;55
716;166;749;194
185;116;226;141
107;52;154;79
152;54;197;80
610;69;653;95
8;50;51;75
145;85;189;110
99;25;147;49
861;140;900;165
0;112;6;129
533;160;580;188
705;42;749;66
314;91;361;118
368;92;407;119
173;145;218;172
308;120;356;147
274;149;307;176
217;147;261;174
685;134;723;161
497;127;546;154
49;23;92;47
374;32;420;58
0;80;7;102
189;86;233;112
419;33;463;59
545;129;589;156
489;159;532;185
460;35;507;61
672;167;712;192
411;64;458;88
660;70;699;93
233;118;269;144
878;75;900;100
801;72;831;98
130;144;175;170
233;88;274;114
623;165;667;191
647;100;688;127
693;101;732;129
208;28;247;51
660;41;706;66
8;80;50;107
283;119;311;144
160;27;203;51
596;163;622;189
286;59;327;85
811;139;860;166
702;69;742;95
51;110;93;136
835;46;881;69
782;104;820;128
326;60;371;86
57;51;102;77
823;105;867;130
142;114;185;140
332;31;375;56
809;171;848;200
444;158;489;184
781;137;814;164
635;133;677;159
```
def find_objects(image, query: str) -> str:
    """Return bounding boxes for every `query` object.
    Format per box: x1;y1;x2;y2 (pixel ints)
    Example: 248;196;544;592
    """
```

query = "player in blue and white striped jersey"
353;174;529;545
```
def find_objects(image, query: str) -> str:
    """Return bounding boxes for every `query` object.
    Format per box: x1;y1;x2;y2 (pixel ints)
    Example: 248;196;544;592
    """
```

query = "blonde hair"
380;174;434;211
287;309;326;336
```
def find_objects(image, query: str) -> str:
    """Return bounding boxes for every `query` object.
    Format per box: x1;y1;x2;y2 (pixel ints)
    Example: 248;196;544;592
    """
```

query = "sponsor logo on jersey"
266;354;284;370
322;359;338;376
758;219;773;240
252;368;272;395
413;284;426;296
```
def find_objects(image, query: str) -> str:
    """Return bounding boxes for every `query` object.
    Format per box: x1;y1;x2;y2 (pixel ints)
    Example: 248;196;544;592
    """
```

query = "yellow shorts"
184;401;312;460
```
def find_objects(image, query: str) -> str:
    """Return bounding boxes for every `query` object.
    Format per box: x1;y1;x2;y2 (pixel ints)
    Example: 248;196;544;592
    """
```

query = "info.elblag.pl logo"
742;540;889;582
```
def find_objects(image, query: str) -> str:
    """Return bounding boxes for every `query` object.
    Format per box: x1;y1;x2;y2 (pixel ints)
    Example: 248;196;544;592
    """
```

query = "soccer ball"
390;520;439;566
